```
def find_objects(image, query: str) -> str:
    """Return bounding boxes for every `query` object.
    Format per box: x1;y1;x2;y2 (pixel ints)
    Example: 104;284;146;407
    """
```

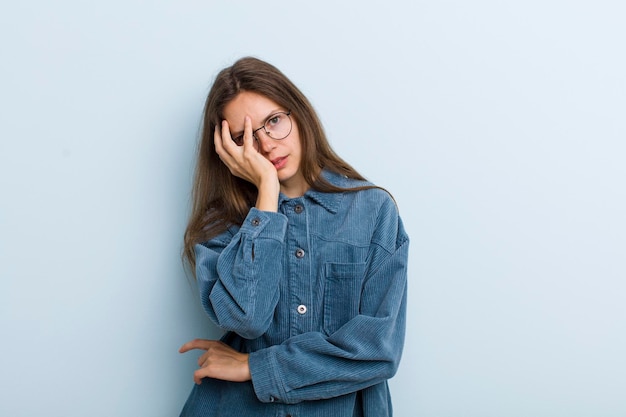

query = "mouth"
271;156;288;169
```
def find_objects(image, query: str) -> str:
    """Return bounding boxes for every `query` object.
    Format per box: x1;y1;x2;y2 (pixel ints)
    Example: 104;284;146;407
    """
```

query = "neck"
280;177;309;198
280;185;309;198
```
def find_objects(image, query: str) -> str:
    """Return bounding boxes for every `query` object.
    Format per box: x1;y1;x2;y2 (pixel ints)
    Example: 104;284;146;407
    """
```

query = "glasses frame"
232;111;292;147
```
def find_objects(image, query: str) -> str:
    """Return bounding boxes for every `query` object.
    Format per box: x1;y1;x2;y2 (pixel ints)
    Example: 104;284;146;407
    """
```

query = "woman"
180;57;409;417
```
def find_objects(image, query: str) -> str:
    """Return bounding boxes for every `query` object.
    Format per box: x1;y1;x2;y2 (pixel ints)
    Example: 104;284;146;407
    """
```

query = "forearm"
249;313;405;404
196;209;288;338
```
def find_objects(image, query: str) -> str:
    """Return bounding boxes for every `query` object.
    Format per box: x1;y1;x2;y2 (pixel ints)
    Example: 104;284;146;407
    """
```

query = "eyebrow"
230;108;285;137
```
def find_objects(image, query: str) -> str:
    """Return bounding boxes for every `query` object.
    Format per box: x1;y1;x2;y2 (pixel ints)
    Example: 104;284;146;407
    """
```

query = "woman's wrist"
255;177;280;212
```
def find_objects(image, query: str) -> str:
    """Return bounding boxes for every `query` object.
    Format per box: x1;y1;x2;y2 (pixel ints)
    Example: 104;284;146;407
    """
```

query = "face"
223;91;307;197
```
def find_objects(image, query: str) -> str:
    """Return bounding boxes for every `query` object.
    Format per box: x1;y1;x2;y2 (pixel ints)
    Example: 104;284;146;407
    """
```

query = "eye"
232;135;244;146
266;114;283;128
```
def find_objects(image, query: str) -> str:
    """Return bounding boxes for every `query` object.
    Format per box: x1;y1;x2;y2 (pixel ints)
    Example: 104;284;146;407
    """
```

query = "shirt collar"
278;170;348;214
304;170;350;214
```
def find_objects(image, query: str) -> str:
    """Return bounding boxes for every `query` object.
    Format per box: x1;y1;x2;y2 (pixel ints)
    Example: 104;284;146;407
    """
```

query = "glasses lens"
264;112;292;140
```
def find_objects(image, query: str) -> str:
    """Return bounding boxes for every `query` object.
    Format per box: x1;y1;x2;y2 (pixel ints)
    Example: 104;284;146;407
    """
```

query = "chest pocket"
322;262;366;335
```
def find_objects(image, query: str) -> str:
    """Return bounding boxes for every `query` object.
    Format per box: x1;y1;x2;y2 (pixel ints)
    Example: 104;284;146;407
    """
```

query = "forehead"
223;91;283;127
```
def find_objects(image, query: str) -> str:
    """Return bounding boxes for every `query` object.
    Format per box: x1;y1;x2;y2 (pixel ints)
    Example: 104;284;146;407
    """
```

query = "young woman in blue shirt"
180;57;409;417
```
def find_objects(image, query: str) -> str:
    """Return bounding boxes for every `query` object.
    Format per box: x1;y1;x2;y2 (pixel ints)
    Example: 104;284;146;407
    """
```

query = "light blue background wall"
1;1;625;416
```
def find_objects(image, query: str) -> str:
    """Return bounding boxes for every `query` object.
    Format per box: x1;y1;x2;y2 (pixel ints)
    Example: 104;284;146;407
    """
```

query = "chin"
277;169;296;183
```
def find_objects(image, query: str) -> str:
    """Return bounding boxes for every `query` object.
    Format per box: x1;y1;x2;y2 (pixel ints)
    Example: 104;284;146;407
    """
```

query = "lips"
271;156;288;170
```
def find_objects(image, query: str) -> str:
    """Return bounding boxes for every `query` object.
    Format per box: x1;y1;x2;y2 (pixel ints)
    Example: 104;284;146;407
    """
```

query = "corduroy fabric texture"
181;170;409;417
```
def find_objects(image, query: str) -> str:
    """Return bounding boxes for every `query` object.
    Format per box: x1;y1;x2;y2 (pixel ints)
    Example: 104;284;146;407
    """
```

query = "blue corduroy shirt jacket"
181;171;409;417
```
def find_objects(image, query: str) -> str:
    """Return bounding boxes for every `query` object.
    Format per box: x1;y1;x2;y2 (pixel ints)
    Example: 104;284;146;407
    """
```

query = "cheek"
291;130;303;153
291;139;303;161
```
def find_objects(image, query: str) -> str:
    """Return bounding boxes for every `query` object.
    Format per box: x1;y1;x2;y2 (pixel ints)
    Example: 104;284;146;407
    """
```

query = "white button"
297;305;307;314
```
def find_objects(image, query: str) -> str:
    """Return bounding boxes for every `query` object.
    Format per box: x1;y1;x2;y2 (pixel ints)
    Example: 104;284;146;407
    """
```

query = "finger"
214;124;233;165
194;368;210;385
179;338;214;353
213;124;224;155
217;120;234;152
242;116;255;151
196;341;227;365
193;361;223;385
214;121;239;169
197;346;216;366
220;120;239;149
193;351;251;383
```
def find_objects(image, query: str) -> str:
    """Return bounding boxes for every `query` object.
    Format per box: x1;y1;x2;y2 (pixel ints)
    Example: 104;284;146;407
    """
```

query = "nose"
254;129;276;153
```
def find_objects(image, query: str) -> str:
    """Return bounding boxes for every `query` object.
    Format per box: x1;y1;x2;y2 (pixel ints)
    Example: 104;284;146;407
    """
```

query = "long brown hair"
183;57;375;273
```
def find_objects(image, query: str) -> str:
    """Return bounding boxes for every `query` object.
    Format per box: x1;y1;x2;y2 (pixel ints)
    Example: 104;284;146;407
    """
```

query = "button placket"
284;198;311;336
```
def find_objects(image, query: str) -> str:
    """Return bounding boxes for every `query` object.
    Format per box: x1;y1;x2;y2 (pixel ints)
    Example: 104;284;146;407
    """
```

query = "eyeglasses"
231;111;292;148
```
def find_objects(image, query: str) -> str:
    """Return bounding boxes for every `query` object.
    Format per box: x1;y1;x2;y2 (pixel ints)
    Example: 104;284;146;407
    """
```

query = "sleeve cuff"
239;208;287;240
249;347;286;403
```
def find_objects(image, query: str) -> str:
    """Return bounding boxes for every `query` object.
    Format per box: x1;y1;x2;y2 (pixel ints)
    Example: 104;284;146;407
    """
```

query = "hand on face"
214;116;278;189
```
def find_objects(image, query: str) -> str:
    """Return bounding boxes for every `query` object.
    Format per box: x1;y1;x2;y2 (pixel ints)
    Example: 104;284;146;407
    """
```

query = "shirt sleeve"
248;199;409;404
195;207;288;339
